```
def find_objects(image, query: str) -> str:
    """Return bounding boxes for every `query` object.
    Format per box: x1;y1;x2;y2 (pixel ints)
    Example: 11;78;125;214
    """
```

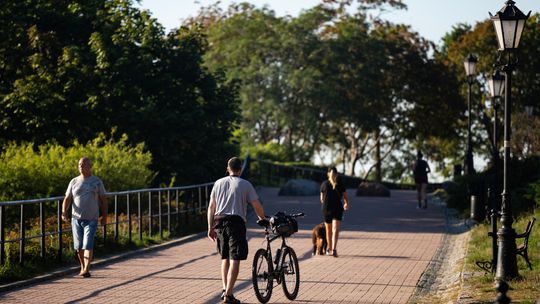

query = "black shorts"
324;210;343;223
214;215;248;260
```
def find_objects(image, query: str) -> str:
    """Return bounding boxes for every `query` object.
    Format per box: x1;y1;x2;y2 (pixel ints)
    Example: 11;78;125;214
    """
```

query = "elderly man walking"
62;157;107;278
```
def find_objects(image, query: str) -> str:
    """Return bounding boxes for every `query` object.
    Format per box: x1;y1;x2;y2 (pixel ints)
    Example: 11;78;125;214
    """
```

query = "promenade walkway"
0;188;445;304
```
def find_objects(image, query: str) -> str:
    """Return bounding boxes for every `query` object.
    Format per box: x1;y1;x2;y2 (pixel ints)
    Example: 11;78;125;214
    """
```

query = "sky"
137;0;540;44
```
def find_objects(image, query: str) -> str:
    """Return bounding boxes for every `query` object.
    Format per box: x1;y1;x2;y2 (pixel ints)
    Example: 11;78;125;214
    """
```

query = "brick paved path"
0;188;444;304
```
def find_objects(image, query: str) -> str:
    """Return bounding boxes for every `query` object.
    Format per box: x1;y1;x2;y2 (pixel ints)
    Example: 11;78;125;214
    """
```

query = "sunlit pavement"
0;188;444;304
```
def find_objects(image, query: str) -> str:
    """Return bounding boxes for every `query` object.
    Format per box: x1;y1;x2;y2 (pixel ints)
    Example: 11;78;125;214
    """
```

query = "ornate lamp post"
463;54;478;175
486;70;505;272
489;0;530;281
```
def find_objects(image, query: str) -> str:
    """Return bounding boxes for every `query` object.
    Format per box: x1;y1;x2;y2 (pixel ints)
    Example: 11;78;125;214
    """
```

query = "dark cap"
227;157;242;172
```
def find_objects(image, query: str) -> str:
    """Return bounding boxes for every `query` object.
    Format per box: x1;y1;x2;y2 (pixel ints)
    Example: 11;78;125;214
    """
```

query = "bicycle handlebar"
257;218;270;227
256;212;305;228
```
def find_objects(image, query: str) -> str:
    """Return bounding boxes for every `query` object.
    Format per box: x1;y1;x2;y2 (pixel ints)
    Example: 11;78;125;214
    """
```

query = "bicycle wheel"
281;247;300;300
252;248;273;303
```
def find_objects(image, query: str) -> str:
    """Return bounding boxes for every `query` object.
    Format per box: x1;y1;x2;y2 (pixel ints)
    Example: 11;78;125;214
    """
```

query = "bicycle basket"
270;212;298;237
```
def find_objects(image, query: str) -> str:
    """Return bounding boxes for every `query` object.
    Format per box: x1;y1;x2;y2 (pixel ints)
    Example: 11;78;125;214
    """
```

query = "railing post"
19;204;25;264
57;200;62;262
175;189;179;230
40;202;45;259
205;185;209;210
184;190;189;226
198;187;202;213
138;192;142;241
114;195;118;241
191;190;196;216
167;190;171;234
102;200;107;244
149;192;153;236
158;191;162;239
127;194;131;243
0;205;5;265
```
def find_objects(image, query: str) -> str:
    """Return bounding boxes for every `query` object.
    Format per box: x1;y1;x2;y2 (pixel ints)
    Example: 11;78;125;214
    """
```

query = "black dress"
320;180;345;223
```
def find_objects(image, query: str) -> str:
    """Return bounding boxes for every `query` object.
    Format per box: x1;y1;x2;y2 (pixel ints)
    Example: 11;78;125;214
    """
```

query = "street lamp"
463;54;478;175
487;70;505;272
489;0;531;281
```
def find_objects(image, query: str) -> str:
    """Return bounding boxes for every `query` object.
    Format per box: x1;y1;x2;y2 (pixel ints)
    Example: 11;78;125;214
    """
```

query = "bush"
0;133;155;201
241;142;290;162
445;156;540;217
444;173;489;216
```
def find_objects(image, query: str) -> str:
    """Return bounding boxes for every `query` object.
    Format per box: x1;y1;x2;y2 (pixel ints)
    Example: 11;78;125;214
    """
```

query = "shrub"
241;142;290;162
0;133;155;202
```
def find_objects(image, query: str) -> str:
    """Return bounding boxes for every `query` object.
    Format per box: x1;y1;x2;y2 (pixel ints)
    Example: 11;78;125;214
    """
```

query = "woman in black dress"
320;167;349;257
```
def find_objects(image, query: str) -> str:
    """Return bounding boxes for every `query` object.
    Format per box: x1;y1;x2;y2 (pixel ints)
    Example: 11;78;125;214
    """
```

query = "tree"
440;14;540;164
196;0;469;181
0;0;240;184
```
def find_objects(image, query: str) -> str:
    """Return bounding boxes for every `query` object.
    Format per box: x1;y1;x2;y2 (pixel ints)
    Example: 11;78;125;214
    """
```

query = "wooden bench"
516;217;536;270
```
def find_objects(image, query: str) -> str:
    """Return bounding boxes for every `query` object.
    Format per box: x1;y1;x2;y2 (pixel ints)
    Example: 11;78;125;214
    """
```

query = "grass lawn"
464;209;540;303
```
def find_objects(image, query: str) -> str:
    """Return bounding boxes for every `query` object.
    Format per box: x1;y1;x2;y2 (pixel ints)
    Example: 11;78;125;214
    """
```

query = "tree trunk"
375;129;382;182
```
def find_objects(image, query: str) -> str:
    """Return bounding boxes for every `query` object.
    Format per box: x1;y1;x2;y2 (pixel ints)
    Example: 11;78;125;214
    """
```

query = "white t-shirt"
65;175;106;220
211;176;258;222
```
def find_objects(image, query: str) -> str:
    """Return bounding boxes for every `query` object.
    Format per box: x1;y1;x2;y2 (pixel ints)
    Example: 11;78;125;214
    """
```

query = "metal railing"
247;158;363;189
0;183;213;265
0;157;418;267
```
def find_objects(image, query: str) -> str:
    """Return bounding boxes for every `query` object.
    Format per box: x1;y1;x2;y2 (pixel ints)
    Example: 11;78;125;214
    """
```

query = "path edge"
0;231;206;293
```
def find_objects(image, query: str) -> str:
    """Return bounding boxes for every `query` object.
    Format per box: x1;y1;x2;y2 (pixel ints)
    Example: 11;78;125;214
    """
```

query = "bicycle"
252;211;305;303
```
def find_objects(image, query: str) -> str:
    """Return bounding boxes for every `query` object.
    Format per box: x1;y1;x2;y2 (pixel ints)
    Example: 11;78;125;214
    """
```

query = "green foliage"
197;1;467;179
525;179;540;206
0;133;154;201
0;0;239;185
241;142;290;162
444;173;488;215
438;14;540;164
445;156;540;217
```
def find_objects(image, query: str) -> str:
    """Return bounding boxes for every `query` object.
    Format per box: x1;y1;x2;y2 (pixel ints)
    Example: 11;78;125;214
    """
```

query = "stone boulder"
278;179;320;196
356;182;390;197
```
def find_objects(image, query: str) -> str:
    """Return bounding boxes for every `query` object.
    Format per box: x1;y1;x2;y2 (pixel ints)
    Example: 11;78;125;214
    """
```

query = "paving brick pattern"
0;188;444;304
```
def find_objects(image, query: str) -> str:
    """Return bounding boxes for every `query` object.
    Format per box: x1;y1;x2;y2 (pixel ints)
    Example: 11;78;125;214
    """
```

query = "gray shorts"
72;218;98;250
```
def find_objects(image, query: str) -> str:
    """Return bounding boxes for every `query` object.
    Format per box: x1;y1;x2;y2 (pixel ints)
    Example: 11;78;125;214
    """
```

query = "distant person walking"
62;157;108;278
320;167;349;257
413;151;431;209
207;157;266;304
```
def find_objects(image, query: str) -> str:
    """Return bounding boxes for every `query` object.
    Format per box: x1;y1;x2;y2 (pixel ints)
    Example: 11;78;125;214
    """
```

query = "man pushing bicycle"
207;157;266;304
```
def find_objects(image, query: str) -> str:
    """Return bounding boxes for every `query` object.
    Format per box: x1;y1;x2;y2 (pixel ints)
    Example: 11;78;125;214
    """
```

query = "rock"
356;182;390;197
278;179;320;196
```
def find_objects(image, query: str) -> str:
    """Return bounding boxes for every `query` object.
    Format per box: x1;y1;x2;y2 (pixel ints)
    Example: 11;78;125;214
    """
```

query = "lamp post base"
495;225;519;281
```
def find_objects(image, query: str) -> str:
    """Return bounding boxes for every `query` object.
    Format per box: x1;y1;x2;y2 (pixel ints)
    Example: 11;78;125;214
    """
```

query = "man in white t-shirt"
62;157;107;278
207;157;265;304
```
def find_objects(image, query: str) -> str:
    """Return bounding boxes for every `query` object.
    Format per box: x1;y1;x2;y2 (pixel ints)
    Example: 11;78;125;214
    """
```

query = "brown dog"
312;223;327;255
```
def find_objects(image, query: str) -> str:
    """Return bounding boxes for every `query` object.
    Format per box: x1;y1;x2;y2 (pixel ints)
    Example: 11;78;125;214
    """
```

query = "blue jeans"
72;218;98;250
